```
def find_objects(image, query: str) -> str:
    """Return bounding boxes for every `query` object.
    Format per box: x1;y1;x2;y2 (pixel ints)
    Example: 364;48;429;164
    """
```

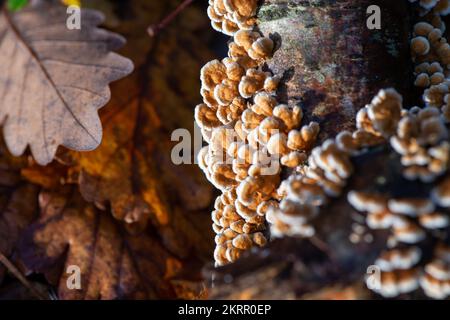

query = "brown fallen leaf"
0;0;134;165
18;187;198;300
0;140;39;285
70;0;215;257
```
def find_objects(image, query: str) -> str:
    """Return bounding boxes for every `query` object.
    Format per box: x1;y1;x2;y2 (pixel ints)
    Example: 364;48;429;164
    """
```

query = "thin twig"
147;0;196;37
0;251;48;300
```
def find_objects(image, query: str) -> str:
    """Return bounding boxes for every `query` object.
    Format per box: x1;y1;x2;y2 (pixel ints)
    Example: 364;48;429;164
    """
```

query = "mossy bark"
258;0;414;142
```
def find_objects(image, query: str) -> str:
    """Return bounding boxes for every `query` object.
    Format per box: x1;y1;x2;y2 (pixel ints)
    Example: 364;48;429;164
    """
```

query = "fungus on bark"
198;0;450;299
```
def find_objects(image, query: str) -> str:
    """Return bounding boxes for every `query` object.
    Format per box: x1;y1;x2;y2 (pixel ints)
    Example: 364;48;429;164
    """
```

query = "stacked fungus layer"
198;0;320;266
197;0;450;298
268;1;450;299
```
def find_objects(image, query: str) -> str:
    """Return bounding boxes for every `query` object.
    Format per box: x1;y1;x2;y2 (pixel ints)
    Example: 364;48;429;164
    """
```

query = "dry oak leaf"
0;0;133;165
0;141;39;285
18;188;186;300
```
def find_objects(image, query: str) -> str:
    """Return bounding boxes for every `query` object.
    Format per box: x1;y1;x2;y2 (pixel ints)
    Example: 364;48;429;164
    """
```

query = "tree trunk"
205;1;420;299
258;0;414;142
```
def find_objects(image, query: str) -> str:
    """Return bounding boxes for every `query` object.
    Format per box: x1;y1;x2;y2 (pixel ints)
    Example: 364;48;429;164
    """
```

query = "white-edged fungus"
211;190;268;266
207;0;258;36
365;88;403;137
431;175;450;206
419;212;449;228
375;247;422;272
347;191;388;213
238;68;270;98
200;0;450;277
411;36;431;56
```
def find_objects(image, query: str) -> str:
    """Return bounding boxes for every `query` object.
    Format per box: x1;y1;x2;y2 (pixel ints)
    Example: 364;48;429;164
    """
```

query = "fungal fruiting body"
409;0;450;15
348;189;450;298
207;0;258;36
267;89;403;239
273;85;450;299
346;98;450;299
198;0;320;266
199;0;450;299
411;18;450;122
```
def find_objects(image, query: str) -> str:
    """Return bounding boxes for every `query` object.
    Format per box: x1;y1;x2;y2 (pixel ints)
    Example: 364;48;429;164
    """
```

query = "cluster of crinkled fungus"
409;0;450;15
274;86;450;299
263;1;450;299
197;0;320;266
348;188;450;298
267;89;403;238
207;0;258;36
345;85;450;298
198;0;450;298
267;80;450;298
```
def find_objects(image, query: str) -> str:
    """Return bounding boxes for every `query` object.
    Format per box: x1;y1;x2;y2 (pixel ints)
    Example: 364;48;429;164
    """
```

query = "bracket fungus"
197;0;450;299
198;0;321;266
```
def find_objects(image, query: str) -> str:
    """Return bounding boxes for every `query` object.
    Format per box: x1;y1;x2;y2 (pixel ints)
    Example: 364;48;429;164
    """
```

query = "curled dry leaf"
0;0;134;165
18;188;192;300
